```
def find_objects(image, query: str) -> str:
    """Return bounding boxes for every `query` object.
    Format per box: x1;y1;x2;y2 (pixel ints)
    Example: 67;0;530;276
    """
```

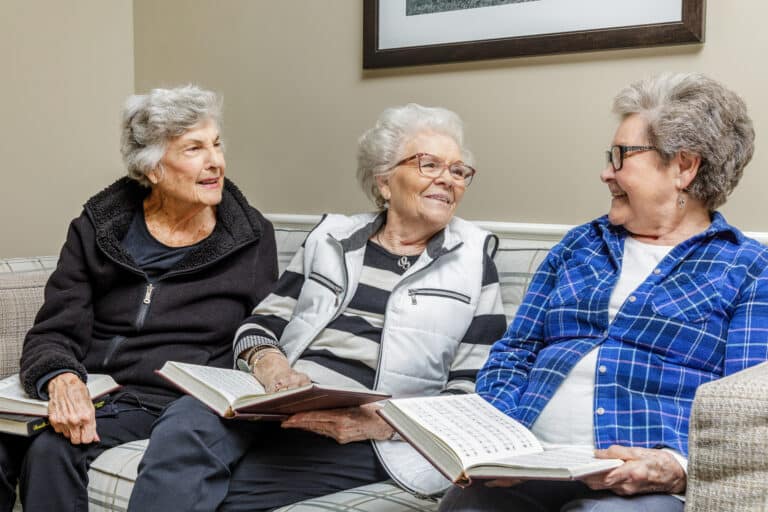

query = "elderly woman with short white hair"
439;73;768;512
0;85;277;512
128;104;508;511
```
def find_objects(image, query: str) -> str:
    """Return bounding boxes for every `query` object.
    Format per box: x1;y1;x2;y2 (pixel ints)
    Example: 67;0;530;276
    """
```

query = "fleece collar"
84;177;264;274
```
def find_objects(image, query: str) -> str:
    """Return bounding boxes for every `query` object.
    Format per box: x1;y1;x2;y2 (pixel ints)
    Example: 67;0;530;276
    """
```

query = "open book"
0;373;119;417
378;394;623;485
157;361;390;419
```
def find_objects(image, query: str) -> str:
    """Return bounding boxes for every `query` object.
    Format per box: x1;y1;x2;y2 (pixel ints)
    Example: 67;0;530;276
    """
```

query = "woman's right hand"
250;349;311;393
47;372;100;445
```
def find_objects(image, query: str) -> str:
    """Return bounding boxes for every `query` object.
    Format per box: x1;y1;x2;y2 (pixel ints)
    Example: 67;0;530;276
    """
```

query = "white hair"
120;85;223;186
357;103;472;208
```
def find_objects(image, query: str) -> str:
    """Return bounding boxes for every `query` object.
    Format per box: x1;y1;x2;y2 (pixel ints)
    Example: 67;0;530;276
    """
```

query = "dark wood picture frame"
363;0;705;69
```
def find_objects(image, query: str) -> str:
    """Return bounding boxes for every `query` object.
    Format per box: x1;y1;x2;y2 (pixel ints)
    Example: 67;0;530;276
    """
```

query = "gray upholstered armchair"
687;361;768;511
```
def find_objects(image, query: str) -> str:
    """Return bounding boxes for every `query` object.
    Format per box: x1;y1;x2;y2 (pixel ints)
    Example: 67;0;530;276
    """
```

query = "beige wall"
4;1;768;258
133;0;768;233
0;0;134;258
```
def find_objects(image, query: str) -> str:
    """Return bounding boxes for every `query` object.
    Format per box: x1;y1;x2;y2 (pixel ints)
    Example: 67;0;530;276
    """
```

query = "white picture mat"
379;0;683;49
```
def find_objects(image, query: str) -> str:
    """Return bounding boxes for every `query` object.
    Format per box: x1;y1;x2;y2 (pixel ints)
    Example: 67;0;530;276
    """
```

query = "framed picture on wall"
363;0;705;69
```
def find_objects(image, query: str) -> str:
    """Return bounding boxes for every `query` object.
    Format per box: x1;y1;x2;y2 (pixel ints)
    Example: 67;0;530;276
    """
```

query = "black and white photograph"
406;0;539;16
363;0;705;68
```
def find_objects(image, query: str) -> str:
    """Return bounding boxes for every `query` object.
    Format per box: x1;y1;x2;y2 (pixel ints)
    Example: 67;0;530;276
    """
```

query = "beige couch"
1;217;766;510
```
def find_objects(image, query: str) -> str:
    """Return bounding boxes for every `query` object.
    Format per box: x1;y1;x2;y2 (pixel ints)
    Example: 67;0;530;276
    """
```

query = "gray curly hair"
121;85;223;187
612;73;754;210
357;103;473;209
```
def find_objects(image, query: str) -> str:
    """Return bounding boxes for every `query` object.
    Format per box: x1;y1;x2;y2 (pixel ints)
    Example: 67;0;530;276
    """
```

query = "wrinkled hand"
582;445;686;495
281;403;394;444
249;350;311;393
47;372;99;445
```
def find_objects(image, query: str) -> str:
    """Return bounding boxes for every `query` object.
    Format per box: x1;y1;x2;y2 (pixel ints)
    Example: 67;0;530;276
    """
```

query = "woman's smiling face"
149;118;226;209
600;114;680;235
379;131;466;234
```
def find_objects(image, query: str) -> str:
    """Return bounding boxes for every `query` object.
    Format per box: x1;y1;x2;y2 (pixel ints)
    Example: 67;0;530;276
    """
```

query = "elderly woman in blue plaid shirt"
440;73;768;512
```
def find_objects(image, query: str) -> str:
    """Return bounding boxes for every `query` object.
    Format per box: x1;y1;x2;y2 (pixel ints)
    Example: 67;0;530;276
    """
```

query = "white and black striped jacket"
233;212;506;496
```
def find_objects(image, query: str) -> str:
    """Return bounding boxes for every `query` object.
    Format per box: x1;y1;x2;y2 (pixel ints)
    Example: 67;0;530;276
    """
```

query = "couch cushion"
0;265;52;378
87;439;148;512
494;240;552;321
273;481;439;512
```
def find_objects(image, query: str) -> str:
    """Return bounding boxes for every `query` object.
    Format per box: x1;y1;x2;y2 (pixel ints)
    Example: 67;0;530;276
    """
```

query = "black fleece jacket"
20;177;278;409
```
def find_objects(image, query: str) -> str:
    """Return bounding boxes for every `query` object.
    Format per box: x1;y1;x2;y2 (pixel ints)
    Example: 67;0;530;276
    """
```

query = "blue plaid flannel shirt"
478;213;768;456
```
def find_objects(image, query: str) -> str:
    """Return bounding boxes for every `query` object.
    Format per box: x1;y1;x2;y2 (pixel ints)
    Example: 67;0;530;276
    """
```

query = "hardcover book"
156;361;390;419
378;394;623;485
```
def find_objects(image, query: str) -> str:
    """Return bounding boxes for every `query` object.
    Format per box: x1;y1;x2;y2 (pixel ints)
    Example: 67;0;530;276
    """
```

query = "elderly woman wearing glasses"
438;73;768;512
128;103;507;511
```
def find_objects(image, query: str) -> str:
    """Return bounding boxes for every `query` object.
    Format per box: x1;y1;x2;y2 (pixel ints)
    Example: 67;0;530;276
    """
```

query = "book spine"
29;398;109;436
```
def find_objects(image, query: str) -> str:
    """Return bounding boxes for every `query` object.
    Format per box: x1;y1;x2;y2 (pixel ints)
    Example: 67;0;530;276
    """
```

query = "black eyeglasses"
390;153;476;186
606;145;657;171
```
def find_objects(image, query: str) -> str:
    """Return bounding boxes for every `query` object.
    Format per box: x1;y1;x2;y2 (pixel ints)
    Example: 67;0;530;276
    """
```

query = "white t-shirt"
531;237;675;450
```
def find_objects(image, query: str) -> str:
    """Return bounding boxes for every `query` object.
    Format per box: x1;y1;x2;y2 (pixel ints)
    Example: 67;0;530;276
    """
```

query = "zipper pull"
409;289;417;305
334;289;341;307
143;283;154;305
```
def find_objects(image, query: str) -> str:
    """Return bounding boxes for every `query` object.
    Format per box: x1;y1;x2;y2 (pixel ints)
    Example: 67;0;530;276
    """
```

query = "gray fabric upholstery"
686;361;768;511
0;270;50;379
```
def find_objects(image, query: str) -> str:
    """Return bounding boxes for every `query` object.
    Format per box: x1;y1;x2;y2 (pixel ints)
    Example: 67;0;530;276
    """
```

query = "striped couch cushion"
87;439;148;512
274;481;439;512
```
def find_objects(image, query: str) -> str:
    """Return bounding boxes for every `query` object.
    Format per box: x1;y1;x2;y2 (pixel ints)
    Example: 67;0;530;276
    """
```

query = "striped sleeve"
233;247;305;360
443;251;508;395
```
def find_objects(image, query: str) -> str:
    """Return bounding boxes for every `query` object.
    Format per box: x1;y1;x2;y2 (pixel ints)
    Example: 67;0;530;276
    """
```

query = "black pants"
129;396;388;512
0;397;158;512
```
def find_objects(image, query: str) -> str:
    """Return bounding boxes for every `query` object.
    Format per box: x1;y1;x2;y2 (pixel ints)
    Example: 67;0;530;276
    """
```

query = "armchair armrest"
686;362;768;511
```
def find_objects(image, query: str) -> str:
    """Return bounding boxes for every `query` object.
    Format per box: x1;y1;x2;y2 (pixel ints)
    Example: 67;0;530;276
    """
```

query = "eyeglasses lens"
418;155;473;185
610;146;622;170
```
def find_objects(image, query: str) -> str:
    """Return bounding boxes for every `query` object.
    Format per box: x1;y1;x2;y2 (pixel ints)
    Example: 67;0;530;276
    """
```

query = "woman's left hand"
581;445;686;496
281;403;394;444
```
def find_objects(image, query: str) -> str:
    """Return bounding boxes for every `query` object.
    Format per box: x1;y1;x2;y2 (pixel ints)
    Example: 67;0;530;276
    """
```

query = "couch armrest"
686;362;768;511
0;269;51;378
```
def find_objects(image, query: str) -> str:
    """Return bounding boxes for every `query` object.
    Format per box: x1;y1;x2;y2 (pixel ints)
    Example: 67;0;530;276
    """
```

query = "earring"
678;195;686;209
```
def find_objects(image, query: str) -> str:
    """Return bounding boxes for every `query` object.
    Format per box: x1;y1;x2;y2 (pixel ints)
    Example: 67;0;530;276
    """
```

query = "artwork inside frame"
363;0;705;69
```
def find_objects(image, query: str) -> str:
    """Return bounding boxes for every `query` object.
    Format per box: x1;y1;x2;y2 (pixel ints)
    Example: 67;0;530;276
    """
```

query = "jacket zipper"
308;272;343;306
373;244;463;391
135;282;155;330
407;288;471;305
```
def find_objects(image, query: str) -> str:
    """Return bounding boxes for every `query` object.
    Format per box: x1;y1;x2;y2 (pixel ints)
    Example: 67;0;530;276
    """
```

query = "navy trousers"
438;480;685;512
0;398;157;512
129;395;388;512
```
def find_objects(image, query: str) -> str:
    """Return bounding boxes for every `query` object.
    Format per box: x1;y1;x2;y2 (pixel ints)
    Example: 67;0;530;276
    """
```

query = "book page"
470;447;623;479
0;375;41;406
392;394;542;468
495;447;608;469
167;362;266;403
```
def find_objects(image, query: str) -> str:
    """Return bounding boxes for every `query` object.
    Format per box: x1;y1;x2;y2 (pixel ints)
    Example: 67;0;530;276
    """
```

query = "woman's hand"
47;372;100;445
281;403;394;444
581;445;686;495
249;349;311;393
